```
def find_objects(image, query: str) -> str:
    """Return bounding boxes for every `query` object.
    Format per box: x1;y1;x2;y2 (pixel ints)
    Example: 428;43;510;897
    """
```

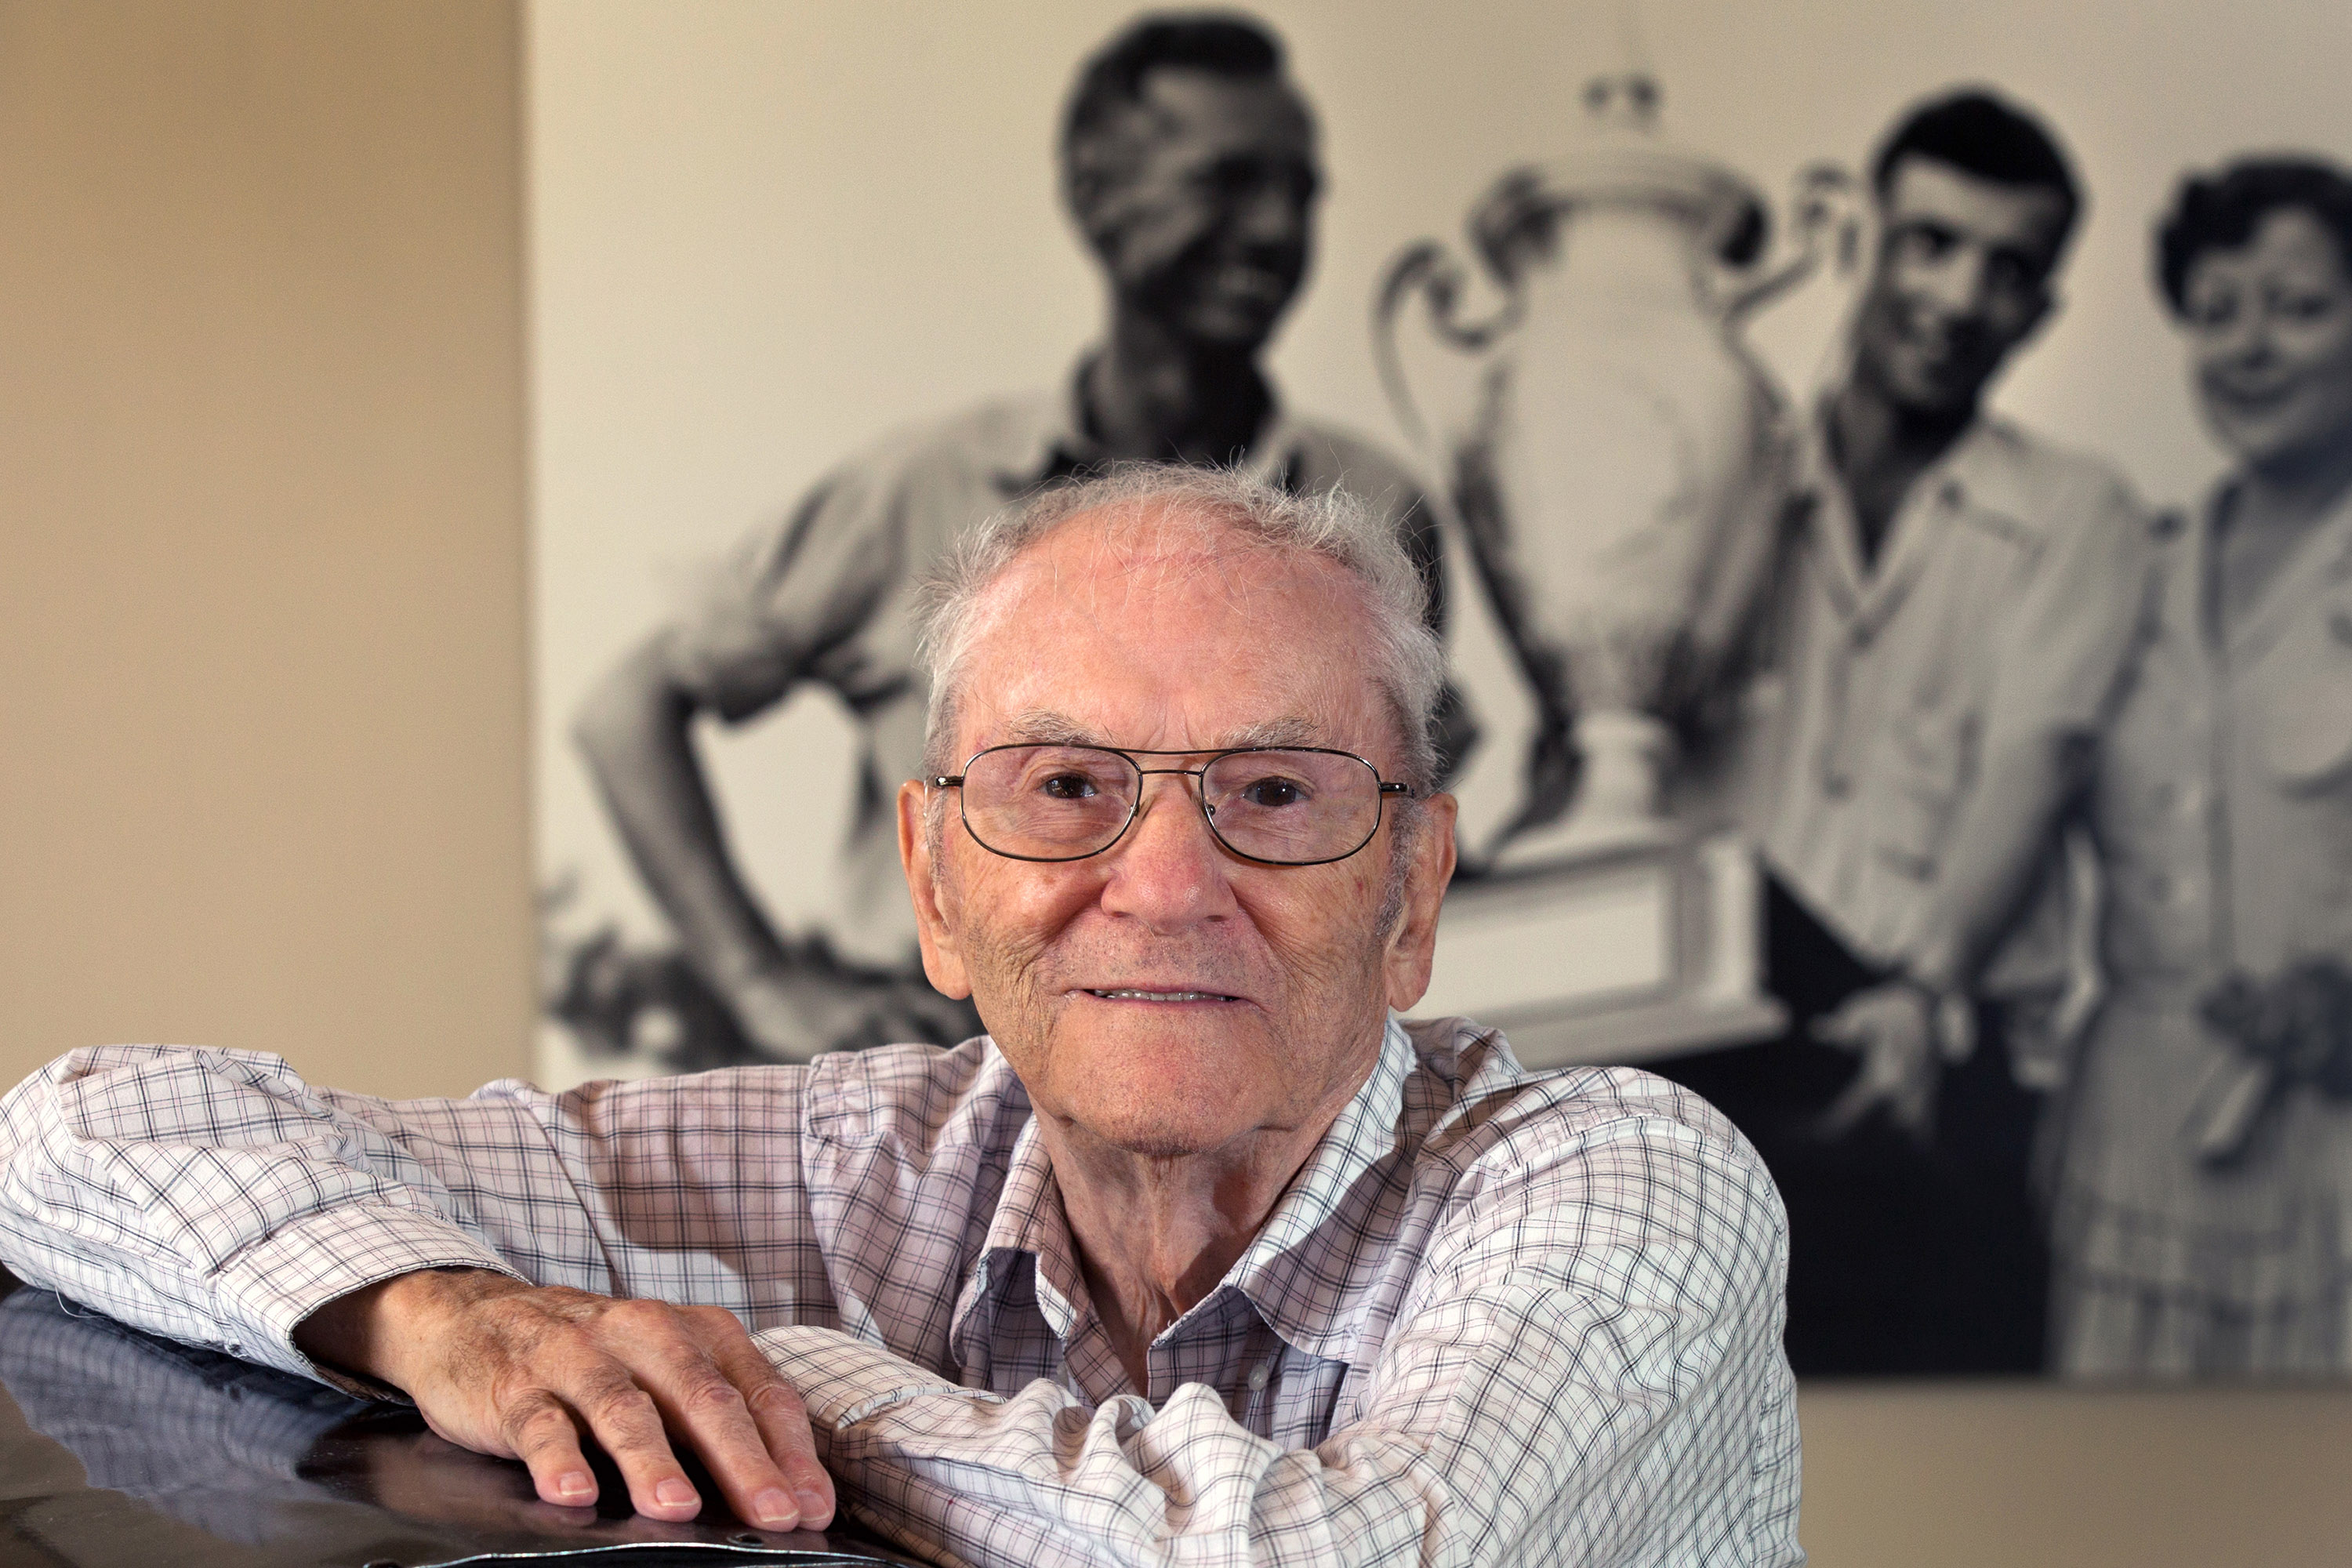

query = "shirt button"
1939;480;1965;509
1246;1363;1271;1392
1823;773;1854;800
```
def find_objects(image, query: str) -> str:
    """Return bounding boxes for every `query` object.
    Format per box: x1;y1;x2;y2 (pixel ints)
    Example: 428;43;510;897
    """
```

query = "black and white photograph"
529;0;2352;1382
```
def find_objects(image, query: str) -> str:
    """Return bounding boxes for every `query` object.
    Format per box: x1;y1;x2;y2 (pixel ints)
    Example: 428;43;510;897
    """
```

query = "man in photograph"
1;469;1799;1566
1656;88;2153;1374
572;12;1455;1064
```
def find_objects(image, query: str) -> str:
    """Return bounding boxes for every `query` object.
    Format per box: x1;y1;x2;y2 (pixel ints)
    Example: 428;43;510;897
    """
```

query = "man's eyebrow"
1221;716;1325;749
996;710;1102;746
989;712;1330;750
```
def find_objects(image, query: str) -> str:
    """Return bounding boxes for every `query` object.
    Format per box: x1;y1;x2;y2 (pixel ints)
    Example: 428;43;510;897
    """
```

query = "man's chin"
1175;304;1287;356
1043;1045;1276;1157
1882;353;1994;420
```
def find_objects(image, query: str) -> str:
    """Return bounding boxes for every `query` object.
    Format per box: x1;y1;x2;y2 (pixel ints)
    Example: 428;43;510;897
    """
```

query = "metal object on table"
1377;34;1853;1063
0;1276;918;1568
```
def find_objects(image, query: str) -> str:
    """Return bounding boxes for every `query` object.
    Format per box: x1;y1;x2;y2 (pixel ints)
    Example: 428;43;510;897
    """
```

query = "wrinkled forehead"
953;510;1388;754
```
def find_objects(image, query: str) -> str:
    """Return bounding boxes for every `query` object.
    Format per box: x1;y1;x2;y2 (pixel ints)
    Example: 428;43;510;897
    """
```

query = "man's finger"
1809;1011;1864;1051
498;1388;602;1510
1813;1076;1883;1141
623;1328;804;1531
1891;1081;1937;1145
705;1323;834;1530
566;1365;705;1521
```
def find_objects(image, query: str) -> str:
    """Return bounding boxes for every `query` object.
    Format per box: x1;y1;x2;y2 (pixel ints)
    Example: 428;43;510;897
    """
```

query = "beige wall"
0;0;528;1100
1;4;2347;1563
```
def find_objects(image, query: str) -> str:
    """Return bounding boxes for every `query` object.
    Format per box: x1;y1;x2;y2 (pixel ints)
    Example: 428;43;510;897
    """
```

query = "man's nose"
1921;245;1994;318
1098;775;1239;926
1231;180;1307;248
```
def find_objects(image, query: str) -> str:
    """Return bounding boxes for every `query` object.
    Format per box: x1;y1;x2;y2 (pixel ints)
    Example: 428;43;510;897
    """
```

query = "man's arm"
296;1266;833;1530
750;1106;1799;1568
571;476;976;1061
0;1044;848;1523
572;634;804;1041
1814;728;2089;1137
1817;474;2156;1138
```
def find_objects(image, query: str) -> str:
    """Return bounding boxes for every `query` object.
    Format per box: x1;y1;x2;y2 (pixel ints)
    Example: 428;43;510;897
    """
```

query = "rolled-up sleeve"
662;466;907;724
0;1046;824;1385
758;1109;1800;1568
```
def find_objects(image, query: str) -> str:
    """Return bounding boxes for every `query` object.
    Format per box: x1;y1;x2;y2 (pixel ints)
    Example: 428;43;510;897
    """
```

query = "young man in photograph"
572;13;1456;1065
1657;89;2154;1374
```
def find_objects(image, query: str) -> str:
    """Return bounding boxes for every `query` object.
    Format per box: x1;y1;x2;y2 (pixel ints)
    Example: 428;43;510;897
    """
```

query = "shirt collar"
951;1104;1083;1347
988;356;1298;492
1809;396;2049;520
949;1014;1417;1367
1795;398;2030;625
1220;1014;1417;1360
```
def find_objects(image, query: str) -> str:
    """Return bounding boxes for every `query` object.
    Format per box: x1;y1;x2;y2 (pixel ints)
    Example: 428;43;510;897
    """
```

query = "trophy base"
1415;829;1785;1069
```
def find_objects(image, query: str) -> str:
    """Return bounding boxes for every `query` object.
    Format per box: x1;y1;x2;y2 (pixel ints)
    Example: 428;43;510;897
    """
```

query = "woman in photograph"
2049;156;2352;1374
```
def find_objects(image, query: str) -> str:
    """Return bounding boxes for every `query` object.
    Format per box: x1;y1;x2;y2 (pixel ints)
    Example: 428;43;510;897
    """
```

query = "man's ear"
898;779;974;1000
1382;792;1458;1014
2019;283;2060;350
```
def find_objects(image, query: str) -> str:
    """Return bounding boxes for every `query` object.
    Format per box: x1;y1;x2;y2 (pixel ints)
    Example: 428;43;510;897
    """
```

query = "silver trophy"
1379;67;1852;1065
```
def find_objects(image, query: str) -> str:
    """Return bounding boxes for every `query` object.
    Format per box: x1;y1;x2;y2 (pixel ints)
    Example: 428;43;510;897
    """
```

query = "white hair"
913;463;1446;790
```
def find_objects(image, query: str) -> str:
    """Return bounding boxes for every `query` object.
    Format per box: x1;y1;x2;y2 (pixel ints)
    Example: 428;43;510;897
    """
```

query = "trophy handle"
1372;196;1532;450
1714;162;1860;325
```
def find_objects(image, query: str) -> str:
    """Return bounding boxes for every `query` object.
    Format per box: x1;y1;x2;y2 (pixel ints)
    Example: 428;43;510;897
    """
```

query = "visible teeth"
1089;989;1233;1002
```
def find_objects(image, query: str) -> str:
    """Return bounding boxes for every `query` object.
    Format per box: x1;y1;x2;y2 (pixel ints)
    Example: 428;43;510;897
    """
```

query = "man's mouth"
1082;989;1243;1003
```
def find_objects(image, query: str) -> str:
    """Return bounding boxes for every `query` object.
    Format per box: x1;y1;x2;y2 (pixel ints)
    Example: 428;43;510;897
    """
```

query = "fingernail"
753;1487;798;1527
793;1486;829;1519
655;1477;699;1508
554;1471;594;1501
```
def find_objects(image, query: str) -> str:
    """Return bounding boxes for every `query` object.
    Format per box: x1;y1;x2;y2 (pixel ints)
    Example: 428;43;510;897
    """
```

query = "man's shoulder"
1958;414;2143;541
799;1036;1031;1157
1396;1016;1773;1192
815;390;1063;499
1277;415;1436;516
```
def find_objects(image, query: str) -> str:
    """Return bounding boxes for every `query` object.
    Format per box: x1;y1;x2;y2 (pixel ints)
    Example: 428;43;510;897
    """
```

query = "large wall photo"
530;0;2352;1380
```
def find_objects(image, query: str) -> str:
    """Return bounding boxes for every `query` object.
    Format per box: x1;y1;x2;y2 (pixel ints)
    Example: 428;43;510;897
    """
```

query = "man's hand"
1812;982;1941;1144
294;1269;833;1531
726;965;978;1059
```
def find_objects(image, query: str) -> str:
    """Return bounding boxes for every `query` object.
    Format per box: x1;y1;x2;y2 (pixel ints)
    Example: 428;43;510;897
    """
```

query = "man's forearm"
292;1266;517;1389
1904;730;2090;994
572;638;793;993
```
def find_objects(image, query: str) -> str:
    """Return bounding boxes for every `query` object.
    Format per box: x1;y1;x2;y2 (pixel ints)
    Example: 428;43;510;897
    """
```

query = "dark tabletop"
0;1271;918;1568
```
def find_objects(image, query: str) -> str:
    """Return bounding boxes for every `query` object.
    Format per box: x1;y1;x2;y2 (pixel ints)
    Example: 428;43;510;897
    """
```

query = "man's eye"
1040;774;1098;800
1892;223;1957;263
1240;777;1307;808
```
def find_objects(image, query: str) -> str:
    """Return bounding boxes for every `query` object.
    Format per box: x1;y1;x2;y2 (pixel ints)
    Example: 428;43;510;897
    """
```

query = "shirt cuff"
752;1323;1000;1446
212;1203;521;1395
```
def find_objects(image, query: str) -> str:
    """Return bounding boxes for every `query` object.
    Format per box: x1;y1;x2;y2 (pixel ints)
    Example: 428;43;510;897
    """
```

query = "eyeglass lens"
958;745;1383;864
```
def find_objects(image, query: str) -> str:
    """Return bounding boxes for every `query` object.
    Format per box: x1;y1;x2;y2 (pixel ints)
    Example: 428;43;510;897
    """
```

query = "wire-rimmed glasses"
931;744;1413;866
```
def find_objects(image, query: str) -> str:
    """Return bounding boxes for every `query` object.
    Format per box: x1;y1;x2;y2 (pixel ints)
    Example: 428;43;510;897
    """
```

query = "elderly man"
572;11;1457;1063
0;470;1796;1565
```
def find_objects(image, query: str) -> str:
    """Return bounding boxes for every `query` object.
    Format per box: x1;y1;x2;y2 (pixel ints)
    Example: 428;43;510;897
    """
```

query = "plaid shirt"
0;1016;1801;1566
